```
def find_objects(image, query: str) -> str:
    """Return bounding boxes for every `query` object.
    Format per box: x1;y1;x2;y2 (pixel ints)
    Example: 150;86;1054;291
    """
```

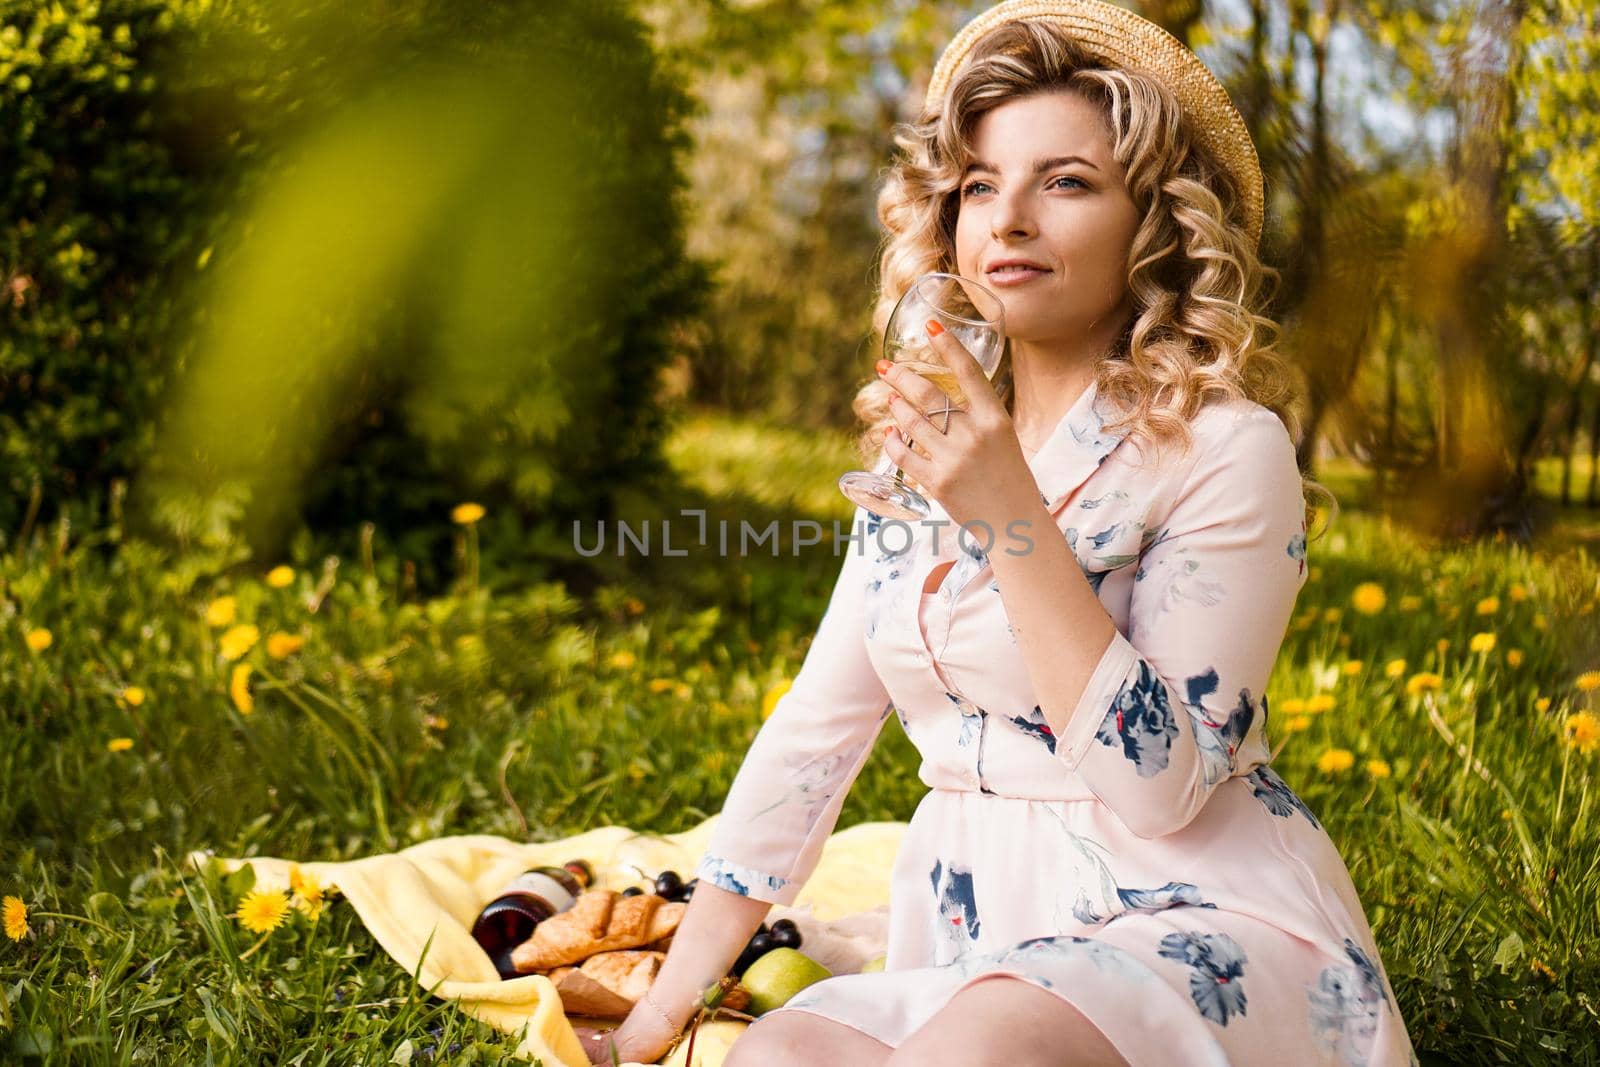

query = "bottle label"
496;871;577;914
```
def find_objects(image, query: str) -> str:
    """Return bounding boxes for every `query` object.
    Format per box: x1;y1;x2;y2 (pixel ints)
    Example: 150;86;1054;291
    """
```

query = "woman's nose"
990;190;1036;238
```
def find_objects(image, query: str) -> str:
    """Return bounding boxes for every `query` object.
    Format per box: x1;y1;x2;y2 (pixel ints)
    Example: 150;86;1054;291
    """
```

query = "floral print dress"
694;384;1418;1066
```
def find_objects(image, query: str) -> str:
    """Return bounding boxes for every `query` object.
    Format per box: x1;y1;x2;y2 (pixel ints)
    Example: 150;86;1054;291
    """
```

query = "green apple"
740;947;832;1015
859;953;887;973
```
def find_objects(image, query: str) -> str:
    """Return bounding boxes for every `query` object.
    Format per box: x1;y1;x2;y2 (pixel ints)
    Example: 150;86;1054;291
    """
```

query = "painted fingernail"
925;319;945;337
876;359;891;375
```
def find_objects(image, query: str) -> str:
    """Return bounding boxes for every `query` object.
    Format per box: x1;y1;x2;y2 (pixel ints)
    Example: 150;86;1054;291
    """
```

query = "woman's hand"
879;318;1038;532
572;999;685;1066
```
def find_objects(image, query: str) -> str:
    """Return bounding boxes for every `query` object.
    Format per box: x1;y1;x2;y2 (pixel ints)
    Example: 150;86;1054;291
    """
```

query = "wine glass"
838;272;1006;521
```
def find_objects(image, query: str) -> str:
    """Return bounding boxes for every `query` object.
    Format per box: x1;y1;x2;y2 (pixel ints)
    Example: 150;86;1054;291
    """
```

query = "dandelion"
24;628;53;652
1505;649;1524;668
1350;583;1386;615
1322;607;1343;625
674;683;692;700
1406;672;1443;695
1577;671;1600;693
762;679;793;720
1307;694;1337;714
1475;596;1500;616
1284;715;1312;733
1469;632;1497;654
266;566;296;588
289;867;325;919
1530;959;1557;981
1563;712;1600;754
1534;697;1551;714
266;633;304;660
3;896;28;941
647;678;676;694
451;502;485;525
1279;697;1308;714
233;889;291;934
607;650;637;670
1341;661;1364;676
205;596;237;628
1384;659;1407;679
120;686;146;707
1365;758;1391;779
107;737;134;753
1316;748;1355;773
219;624;260;661
1435;638;1450;656
230;663;255;715
625;597;646;616
1509;583;1528;602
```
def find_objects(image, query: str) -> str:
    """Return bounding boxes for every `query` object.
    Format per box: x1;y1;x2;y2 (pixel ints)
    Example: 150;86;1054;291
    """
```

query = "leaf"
1492;931;1526;972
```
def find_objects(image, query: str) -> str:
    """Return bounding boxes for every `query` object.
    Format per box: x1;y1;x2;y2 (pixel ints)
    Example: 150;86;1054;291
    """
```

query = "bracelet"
640;986;687;1042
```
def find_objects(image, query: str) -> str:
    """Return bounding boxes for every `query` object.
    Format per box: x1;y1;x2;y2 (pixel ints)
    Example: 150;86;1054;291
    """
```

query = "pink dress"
694;384;1418;1066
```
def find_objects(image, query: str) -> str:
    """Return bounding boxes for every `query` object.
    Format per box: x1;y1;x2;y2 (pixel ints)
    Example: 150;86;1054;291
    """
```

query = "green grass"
3;412;1599;1064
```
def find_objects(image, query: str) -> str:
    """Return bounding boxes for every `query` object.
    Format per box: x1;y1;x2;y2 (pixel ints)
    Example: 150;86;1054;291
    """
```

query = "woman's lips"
986;268;1050;286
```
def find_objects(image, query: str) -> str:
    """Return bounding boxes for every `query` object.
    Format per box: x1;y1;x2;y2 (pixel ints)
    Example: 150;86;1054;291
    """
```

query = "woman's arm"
990;405;1307;838
610;502;894;1054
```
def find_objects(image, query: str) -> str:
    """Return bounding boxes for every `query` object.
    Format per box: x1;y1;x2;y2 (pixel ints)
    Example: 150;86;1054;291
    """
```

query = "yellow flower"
1576;671;1600;693
451;502;485;525
1469;632;1497;654
1279;697;1308;715
1509;583;1528;602
266;565;296;588
120;686;146;707
205;596;237;628
1350;583;1386;615
1384;659;1407;679
233;888;291;934
422;713;449;731
625;597;645;616
647;678;676;694
1307;694;1337;714
1406;672;1443;695
1534;613;1548;631
1436;638;1450;656
1505;649;1524;668
24;627;52;652
1563;712;1600;754
1530;958;1558;981
1284;715;1313;733
1398;595;1422;613
218;624;259;661
674;683;692;700
1316;748;1355;773
1365;758;1392;779
3;896;29;941
230;663;254;715
1534;697;1551;714
1322;607;1343;625
1309;566;1323;582
266;632;304;660
289;867;325;919
1341;661;1364;676
107;737;134;753
762;678;794;720
1475;596;1500;615
607;650;637;670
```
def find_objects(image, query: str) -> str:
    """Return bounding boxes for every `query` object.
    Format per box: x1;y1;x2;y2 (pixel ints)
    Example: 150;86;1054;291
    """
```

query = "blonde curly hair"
853;20;1299;467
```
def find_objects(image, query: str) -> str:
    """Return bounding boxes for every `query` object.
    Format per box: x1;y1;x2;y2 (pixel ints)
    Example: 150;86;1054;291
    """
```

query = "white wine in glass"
838;272;1006;521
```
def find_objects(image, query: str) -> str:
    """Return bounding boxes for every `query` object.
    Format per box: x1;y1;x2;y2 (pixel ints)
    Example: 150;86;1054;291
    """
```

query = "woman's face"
953;89;1141;347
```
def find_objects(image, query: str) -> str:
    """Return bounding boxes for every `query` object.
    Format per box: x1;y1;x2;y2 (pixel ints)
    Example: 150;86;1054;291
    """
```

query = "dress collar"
1025;379;1127;513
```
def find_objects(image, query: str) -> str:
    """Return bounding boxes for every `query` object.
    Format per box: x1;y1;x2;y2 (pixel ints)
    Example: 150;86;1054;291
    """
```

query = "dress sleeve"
694;503;895;905
1049;406;1309;839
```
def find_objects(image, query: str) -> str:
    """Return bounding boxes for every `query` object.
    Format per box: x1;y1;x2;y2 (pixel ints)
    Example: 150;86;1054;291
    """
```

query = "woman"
581;1;1417;1063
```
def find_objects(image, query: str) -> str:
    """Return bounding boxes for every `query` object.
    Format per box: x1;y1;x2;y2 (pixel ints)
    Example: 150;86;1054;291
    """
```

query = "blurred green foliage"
1;0;708;591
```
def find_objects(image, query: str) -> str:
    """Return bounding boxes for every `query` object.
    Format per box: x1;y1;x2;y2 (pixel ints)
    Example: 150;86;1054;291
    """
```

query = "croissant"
510;889;686;971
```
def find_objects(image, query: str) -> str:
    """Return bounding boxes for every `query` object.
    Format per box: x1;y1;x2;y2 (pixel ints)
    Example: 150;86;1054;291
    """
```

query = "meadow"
3;413;1599;1065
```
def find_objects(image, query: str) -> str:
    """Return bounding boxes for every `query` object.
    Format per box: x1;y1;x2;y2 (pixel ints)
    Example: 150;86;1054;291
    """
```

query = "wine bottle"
472;859;595;980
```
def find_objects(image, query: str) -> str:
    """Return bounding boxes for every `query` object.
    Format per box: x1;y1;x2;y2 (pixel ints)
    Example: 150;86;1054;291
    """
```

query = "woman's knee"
724;1008;887;1067
887;974;1128;1067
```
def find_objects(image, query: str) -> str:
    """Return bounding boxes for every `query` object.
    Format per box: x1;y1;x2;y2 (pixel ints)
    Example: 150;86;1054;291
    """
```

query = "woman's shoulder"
1185;393;1298;471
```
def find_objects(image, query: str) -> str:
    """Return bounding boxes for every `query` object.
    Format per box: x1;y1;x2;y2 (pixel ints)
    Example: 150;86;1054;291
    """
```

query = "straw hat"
924;0;1265;248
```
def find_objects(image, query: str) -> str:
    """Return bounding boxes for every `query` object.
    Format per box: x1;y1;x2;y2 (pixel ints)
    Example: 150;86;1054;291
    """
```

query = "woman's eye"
960;176;1085;197
1051;176;1087;190
960;181;991;197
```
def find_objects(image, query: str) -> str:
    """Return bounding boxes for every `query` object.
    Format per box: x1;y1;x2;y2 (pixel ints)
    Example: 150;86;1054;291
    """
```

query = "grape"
654;871;683;897
769;926;801;950
769;919;797;937
621;887;644;898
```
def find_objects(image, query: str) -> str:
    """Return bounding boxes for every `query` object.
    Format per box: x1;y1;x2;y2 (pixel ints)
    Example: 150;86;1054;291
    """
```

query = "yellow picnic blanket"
188;815;905;1067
